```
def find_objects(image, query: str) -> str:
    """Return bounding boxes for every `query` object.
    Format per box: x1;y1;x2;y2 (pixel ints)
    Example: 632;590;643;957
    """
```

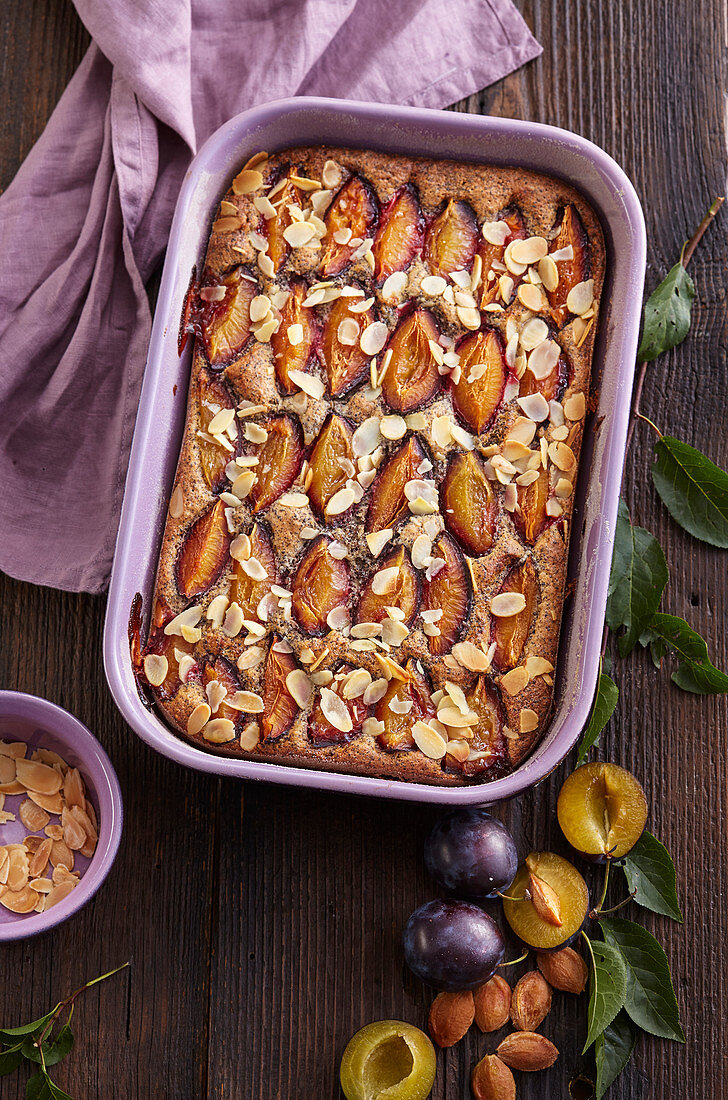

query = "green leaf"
0;1044;23;1076
606;500;669;656
26;1073;73;1100
0;1011;56;1042
600;918;685;1041
652;435;728;547
645;613;728;694
595;1012;637;1099
22;1024;74;1068
622;831;683;922
583;937;628;1052
637;261;695;361
46;1079;74;1100
577;672;619;763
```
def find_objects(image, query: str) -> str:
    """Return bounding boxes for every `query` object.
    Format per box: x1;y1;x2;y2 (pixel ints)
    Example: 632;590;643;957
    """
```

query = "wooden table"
1;2;726;1096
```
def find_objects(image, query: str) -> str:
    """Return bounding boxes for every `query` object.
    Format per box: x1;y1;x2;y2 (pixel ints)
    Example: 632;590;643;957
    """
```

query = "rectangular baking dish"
103;97;646;804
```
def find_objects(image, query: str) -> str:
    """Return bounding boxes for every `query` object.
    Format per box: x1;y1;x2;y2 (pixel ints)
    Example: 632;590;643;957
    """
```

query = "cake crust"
134;143;605;786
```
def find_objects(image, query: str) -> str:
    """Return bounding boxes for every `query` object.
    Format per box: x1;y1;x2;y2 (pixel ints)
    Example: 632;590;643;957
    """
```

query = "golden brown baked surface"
133;143;605;786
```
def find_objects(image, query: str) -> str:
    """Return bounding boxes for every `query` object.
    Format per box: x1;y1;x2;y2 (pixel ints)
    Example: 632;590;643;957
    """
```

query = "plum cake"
132;144;605;785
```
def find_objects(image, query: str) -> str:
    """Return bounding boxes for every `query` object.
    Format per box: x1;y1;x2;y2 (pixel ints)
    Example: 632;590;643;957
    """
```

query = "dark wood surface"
1;2;727;1097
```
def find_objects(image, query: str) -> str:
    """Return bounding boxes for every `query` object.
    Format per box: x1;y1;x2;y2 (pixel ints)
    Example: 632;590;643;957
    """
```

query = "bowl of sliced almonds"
0;691;122;940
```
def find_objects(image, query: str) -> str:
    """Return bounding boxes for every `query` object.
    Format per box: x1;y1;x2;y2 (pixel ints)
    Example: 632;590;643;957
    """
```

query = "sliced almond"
187;703;211;736
500;667;530;696
319;689;353;733
490;592;527;617
286;670;313;708
412;721;447;760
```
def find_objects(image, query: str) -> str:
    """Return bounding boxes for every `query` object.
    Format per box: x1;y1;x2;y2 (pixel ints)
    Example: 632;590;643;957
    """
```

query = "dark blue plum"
424;809;518;899
403;899;505;990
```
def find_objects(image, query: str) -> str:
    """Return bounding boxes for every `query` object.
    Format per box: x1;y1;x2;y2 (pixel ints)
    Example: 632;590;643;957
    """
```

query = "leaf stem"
595;890;637;917
635;411;662;439
625;195;724;453
593;860;611;915
34;963;129;1053
497;950;529;968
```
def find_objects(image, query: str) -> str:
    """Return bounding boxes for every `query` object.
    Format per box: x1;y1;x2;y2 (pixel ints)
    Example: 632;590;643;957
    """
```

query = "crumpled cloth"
0;0;540;593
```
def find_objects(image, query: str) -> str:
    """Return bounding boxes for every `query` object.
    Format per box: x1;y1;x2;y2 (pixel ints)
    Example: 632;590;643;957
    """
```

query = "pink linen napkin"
0;0;540;594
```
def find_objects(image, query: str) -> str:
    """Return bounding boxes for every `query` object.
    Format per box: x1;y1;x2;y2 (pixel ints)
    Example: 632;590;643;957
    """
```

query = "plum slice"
422;533;471;655
491;559;539;670
479;206;527;309
308;673;368;746
502;852;590;951
203;658;244;728
197;371;238;492
442;450;498;556
557;762;648;860
201;268;256;367
319;175;379;277
451;329;507;435
357;546;420;627
514;464;550;545
247;414;304;513
260;639;299;742
365;435;428;533
423;199;478;278
230;521;276;620
445;677;506;778
291;536;350;636
547;205;590;328
264;175;303;274
176;499;231;599
372;184;424;281
321;295;373;397
307;413;355;521
375;659;435;752
381;308;441;414
270;279;318;394
142;631;198;701
519;343;570;404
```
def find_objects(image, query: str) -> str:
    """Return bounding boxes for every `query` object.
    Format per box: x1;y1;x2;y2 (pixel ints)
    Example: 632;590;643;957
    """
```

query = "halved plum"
198;371;238;491
321;294;373;397
547;205;590;328
479;206;527;309
365;435;428;533
260;639;299;742
309;671;368;746
320;175;379;277
291;536;351;635
357;546;420;627
381;308;441;414
271;279;318;393
247;414;304;513
176;499;231;599
372;184;424;281
307;413;355;520
203;658;244;728
264;174;303;274
375;659;435;751
491;559;539;670
514;465;549;545
230;521;276;620
442;451;498;556
451;328;507;435
201;268;256;367
423;199;478;278
422;533;471;655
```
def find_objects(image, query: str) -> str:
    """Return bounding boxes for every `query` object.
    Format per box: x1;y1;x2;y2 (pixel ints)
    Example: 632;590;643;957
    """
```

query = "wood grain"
1;0;727;1097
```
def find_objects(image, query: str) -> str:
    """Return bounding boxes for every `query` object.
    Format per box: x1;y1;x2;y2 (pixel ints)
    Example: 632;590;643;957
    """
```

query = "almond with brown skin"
428;989;475;1048
473;974;511;1032
536;947;588;994
496;1031;558;1072
511;970;552;1031
471;1055;516;1100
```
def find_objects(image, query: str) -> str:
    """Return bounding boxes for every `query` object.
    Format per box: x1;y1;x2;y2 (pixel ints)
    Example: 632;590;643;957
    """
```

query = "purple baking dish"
103;97;646;804
0;691;123;940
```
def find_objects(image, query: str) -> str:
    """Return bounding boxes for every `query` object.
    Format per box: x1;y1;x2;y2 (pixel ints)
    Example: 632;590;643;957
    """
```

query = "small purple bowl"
0;691;123;941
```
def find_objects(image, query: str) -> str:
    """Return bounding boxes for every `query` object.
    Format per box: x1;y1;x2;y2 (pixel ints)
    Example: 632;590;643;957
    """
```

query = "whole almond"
537;947;588;994
474;974;511;1032
511;970;552;1031
496;1031;559;1071
428;989;475;1048
471;1054;516;1100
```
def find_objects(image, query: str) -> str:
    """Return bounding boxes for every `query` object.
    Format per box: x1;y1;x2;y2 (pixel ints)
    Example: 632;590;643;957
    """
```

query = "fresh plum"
424;809;518;899
403;899;505;991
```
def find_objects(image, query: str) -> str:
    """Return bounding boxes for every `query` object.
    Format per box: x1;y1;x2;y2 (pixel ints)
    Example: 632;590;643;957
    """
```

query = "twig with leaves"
0;963;129;1099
